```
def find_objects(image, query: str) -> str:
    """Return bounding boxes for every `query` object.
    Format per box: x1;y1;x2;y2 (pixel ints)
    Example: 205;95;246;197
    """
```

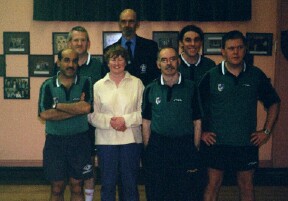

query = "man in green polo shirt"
142;47;202;201
38;48;93;201
199;30;280;201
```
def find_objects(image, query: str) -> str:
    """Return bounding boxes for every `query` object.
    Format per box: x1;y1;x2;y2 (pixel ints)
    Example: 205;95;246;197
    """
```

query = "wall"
0;0;284;167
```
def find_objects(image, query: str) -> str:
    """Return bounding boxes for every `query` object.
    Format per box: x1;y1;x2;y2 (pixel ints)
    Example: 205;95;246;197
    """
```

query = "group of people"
38;8;280;201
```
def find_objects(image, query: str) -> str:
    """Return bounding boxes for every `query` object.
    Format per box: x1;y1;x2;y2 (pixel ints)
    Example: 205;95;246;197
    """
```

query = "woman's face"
108;55;126;75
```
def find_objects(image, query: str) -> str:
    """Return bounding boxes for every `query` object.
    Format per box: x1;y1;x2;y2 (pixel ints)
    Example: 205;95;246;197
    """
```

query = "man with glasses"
178;25;216;85
142;47;202;201
103;8;160;86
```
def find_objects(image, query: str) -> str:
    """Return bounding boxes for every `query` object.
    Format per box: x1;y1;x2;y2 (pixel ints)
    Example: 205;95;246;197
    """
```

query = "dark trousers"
143;133;201;201
97;143;142;201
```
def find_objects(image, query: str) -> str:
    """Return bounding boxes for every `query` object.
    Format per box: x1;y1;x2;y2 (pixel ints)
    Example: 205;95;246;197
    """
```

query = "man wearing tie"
103;9;160;86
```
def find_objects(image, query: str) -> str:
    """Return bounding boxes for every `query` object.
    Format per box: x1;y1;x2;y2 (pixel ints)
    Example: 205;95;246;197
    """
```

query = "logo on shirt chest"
155;97;161;105
217;83;225;92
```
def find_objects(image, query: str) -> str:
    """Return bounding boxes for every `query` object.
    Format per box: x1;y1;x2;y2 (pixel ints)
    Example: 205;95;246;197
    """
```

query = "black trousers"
143;133;202;201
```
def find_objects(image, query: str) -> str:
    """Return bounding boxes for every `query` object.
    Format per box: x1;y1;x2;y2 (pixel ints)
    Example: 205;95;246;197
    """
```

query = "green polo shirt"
142;74;202;137
38;75;92;136
199;61;280;146
78;56;103;84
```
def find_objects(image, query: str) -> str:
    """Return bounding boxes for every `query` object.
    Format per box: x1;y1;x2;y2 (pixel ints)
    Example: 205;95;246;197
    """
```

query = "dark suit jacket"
103;35;160;86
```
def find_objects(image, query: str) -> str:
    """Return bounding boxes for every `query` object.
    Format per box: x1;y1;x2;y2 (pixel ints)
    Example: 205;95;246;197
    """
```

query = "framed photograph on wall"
246;33;273;56
203;33;225;55
91;54;104;63
3;32;30;54
52;32;69;54
4;77;30;99
152;31;179;50
102;31;122;49
29;55;55;77
0;55;5;77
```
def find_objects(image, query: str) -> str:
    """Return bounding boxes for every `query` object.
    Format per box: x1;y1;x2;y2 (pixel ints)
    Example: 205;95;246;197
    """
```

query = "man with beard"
103;9;160;86
142;47;202;201
38;48;93;201
178;25;216;85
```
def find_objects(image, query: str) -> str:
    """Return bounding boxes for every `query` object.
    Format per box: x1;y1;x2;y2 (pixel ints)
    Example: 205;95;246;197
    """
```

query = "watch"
264;129;271;135
52;102;57;109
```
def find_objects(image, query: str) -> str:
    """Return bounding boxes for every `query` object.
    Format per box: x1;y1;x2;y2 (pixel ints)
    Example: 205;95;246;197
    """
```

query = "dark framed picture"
246;33;273;56
3;32;30;54
52;32;69;54
0;55;5;77
4;77;30;99
29;55;55;77
152;31;179;50
91;54;103;63
103;31;122;49
203;33;225;55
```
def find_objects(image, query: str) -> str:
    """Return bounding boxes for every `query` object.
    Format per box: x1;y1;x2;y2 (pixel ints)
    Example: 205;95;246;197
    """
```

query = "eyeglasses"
160;56;178;64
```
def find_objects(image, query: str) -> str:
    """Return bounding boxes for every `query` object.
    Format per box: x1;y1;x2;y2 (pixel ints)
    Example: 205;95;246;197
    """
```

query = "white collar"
180;53;201;67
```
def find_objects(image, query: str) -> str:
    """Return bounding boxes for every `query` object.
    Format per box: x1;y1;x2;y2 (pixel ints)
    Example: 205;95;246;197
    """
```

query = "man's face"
180;31;202;58
119;10;139;38
68;31;90;56
222;38;246;66
157;48;180;77
57;49;79;78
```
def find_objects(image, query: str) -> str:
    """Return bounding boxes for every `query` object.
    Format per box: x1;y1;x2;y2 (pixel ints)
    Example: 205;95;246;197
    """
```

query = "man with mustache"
103;9;160;86
38;48;93;201
142;47;202;201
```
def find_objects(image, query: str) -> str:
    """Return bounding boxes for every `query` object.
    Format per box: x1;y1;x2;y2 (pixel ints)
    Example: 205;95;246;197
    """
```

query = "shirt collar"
180;53;201;67
56;71;78;87
121;36;136;47
103;71;132;83
221;60;246;75
160;73;182;85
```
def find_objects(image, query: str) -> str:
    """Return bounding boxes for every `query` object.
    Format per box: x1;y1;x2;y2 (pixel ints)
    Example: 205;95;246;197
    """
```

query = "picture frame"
102;31;122;49
3;32;30;54
152;31;179;50
4;77;30;99
29;55;55;77
246;33;273;56
0;55;5;77
203;33;225;55
52;32;69;54
91;54;103;63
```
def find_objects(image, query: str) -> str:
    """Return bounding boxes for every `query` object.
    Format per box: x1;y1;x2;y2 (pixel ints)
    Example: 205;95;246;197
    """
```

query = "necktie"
126;41;133;60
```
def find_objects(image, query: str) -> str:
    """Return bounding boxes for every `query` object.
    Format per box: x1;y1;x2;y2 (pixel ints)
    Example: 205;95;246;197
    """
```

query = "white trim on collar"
221;60;246;75
160;73;182;85
56;72;78;87
86;53;91;65
180;53;201;67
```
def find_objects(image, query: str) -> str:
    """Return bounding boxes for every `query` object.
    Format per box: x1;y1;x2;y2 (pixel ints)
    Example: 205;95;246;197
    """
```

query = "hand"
80;92;85;101
201;132;216;146
110;117;127;132
250;130;270;147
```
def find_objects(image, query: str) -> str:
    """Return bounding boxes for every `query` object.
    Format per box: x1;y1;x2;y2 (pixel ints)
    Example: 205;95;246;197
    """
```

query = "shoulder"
136;36;158;47
201;56;216;66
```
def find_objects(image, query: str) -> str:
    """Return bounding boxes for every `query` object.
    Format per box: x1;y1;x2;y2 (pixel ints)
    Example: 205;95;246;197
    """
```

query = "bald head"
119;9;137;21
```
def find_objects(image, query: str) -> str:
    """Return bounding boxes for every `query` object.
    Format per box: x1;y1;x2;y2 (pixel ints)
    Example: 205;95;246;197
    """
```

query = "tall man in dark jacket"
103;9;160;86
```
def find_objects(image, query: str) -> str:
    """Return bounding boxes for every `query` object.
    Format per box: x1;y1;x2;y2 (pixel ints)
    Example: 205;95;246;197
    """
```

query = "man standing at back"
103;9;160;86
62;26;103;201
178;25;216;85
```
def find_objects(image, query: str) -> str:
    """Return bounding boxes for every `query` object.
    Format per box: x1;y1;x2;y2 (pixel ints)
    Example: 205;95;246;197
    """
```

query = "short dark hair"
222;30;247;49
178;25;204;41
67;26;90;42
57;48;78;61
104;45;129;63
157;47;179;61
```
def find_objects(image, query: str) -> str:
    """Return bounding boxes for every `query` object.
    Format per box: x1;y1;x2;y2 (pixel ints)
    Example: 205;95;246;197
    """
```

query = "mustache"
165;66;175;70
66;67;75;71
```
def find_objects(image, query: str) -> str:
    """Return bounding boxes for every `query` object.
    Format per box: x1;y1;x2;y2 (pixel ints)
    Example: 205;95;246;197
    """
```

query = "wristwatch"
264;129;271;135
52;102;57;109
